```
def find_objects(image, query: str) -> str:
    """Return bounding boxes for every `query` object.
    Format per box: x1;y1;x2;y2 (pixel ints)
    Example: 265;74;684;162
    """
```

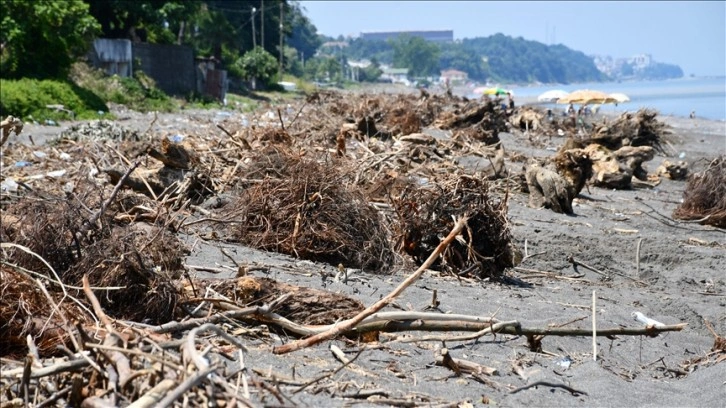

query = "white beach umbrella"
537;89;569;102
609;93;630;103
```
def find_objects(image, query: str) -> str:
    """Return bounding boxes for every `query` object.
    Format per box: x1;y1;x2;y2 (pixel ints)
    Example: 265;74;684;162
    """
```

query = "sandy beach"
2;86;725;407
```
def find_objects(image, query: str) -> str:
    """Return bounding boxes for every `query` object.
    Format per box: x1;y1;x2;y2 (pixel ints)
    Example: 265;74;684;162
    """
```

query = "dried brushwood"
147;136;200;169
221;148;395;272
0;266;83;357
195;276;365;325
393;175;516;277
673;156;726;228
66;223;185;323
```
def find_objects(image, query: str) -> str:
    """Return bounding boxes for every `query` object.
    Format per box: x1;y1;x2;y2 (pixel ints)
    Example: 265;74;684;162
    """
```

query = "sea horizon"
470;77;726;121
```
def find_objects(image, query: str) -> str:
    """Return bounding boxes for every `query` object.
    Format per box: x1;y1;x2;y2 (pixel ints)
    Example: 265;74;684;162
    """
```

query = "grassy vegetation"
0;78;109;122
0;63;317;123
70;63;177;113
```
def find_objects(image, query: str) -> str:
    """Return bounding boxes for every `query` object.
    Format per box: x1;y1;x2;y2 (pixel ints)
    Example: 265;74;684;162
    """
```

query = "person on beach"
507;92;515;110
567;103;575;116
690;111;696;119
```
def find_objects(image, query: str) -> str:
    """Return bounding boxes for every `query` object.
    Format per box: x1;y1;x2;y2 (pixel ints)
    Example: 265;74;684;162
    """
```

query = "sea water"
489;77;726;121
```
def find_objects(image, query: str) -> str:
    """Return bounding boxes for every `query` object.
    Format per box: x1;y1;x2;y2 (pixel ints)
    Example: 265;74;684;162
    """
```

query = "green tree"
286;1;321;62
359;60;382;82
1;0;100;79
86;0;201;43
390;35;440;77
236;46;278;89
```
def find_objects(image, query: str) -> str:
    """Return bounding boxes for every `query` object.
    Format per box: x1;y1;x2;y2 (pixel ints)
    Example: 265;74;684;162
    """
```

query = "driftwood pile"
0;90;706;406
524;108;677;213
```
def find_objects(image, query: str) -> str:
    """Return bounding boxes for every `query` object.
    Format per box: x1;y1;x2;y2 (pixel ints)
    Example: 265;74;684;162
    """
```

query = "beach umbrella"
557;89;617;105
537;89;569;102
472;86;489;94
609;93;630;103
482;87;511;96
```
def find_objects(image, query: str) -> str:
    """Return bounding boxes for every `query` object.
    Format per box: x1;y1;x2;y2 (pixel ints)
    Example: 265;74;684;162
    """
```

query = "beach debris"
656;159;689;180
216;147;395;272
189;276;365;326
585;144;655;189
1;115;24;146
588;108;670;154
673;156;726;228
105;135;215;203
525;147;591;214
525;160;576;214
57;119;142;143
392;174;517;277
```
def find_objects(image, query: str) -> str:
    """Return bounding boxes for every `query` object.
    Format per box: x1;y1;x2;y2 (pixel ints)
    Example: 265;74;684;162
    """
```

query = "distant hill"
330;33;609;84
460;34;608;84
592;54;684;81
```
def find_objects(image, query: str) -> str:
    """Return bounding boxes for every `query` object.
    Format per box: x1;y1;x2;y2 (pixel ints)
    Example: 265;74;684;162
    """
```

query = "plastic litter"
1;178;18;193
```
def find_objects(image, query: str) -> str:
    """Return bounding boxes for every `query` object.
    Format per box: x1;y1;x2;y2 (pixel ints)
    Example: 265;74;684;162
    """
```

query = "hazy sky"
301;1;726;77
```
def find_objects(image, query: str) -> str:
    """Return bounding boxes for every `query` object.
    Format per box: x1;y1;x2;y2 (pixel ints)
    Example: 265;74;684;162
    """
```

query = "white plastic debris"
1;178;19;193
632;311;665;327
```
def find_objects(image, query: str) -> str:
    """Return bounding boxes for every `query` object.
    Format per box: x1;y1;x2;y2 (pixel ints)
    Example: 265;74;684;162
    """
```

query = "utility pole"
252;7;257;48
279;2;284;78
261;1;264;50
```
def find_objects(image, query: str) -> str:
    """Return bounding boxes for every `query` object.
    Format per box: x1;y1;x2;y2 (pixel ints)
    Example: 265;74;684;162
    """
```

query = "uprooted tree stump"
656;159;689;180
392;175;517;277
525;147;592;215
585;144;655;189
219;148;395;272
673;156;726;228
1;115;23;146
106;135;215;203
588;109;670;154
525;160;576;215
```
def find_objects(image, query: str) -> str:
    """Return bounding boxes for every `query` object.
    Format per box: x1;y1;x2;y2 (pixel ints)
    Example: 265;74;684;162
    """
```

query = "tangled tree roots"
223;148;395;272
67;223;186;323
588;109;670;154
0;266;84;357
393;175;517;278
0;188;103;275
1;185;187;326
673;157;726;228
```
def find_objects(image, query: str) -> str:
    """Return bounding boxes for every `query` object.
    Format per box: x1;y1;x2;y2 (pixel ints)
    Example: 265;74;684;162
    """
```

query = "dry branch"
273;216;468;354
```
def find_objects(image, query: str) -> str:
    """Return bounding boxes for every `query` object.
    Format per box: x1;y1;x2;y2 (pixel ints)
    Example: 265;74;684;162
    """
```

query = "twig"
592;290;597;361
567;255;609;278
330;344;350;364
509;380;588;396
220;248;241;268
293;347;366;394
399;320;519;343
287;99;309;129
273;216;469;354
636;238;643;277
127;379;176;408
277;108;286;131
0;243;97;323
82;275;132;388
156;366;215;408
80;160;140;236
